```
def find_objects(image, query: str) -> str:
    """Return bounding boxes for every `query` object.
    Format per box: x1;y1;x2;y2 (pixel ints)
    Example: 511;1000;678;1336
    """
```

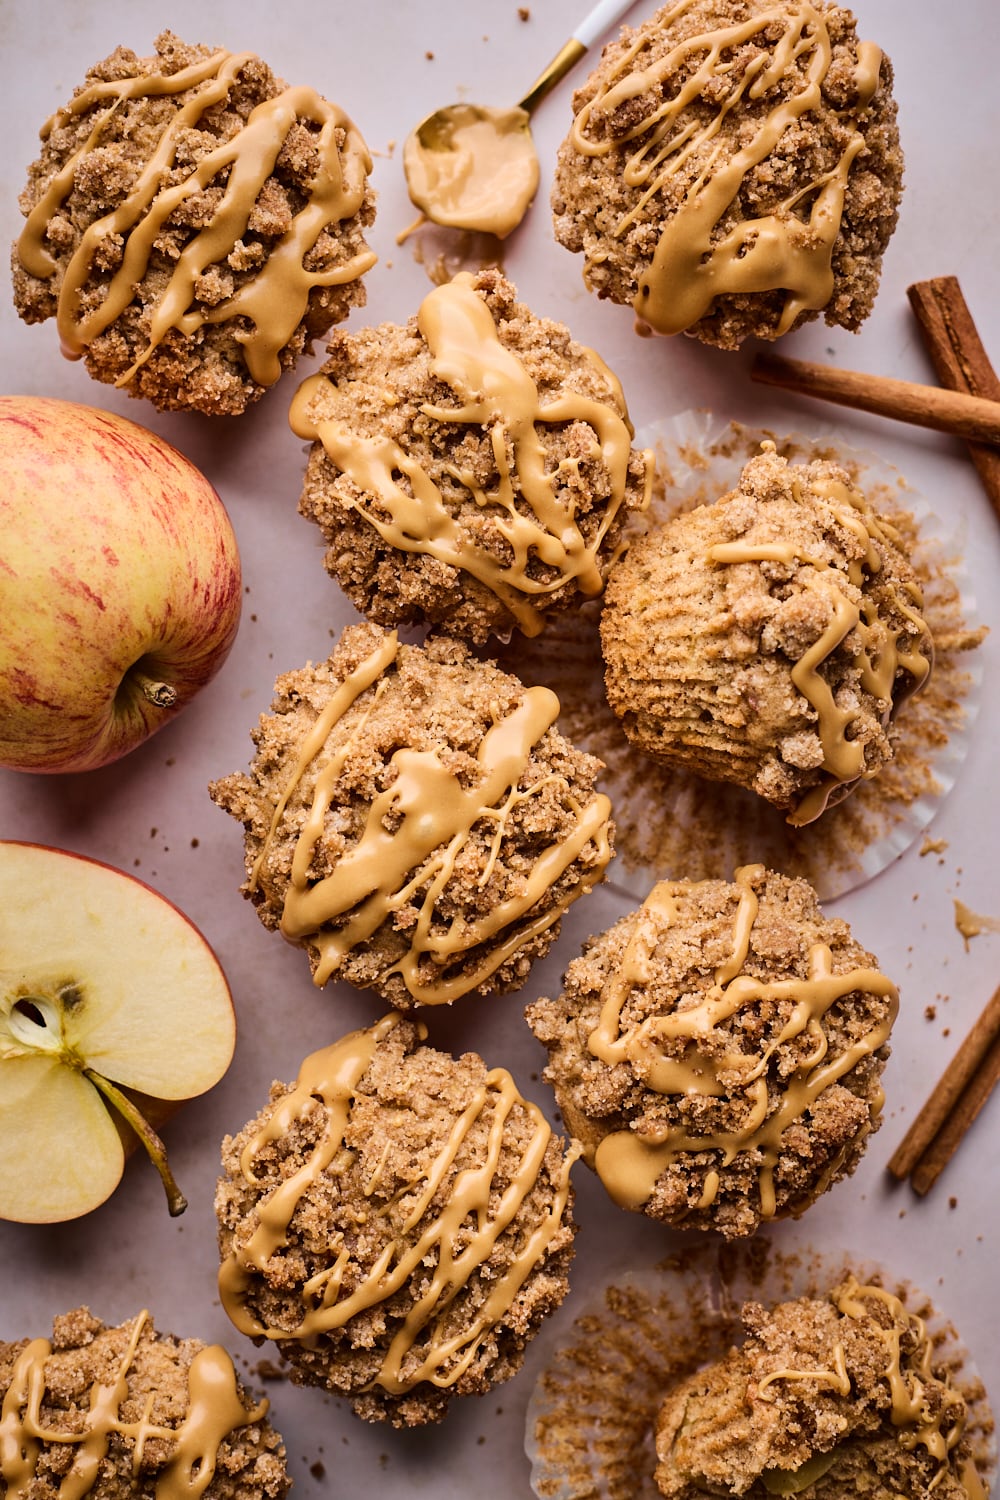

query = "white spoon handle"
518;0;637;113
574;0;638;49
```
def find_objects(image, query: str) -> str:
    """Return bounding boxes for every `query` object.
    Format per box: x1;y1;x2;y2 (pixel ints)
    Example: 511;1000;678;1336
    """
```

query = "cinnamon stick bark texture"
908;275;1000;522
750;353;1000;446
887;979;1000;1194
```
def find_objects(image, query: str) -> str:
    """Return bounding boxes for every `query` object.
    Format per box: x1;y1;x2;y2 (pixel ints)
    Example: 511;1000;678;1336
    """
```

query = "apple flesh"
0;395;242;773
0;842;236;1222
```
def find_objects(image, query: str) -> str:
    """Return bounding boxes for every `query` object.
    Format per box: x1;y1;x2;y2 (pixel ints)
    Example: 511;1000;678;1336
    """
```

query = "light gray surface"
1;2;998;1494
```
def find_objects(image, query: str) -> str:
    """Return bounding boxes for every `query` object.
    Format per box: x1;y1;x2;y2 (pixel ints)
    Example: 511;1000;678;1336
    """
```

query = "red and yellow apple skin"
0;841;237;1223
0;395;242;773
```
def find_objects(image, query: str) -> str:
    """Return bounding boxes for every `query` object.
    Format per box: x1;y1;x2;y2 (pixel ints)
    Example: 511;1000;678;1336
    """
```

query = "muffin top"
12;31;375;414
0;1306;289;1500
600;443;933;823
209;622;614;1007
526;863;897;1237
292;267;652;644
216;1012;580;1426
551;0;903;347
655;1278;976;1498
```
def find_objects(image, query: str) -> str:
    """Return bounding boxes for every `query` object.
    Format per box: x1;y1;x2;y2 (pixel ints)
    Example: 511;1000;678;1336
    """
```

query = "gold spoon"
403;0;638;239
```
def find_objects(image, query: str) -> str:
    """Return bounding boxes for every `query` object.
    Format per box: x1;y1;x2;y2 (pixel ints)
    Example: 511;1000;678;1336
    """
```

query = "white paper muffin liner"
492;413;985;903
524;1237;996;1500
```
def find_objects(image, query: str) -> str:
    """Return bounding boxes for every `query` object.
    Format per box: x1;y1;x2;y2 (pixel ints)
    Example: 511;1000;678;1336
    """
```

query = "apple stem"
133;672;178;709
84;1068;188;1216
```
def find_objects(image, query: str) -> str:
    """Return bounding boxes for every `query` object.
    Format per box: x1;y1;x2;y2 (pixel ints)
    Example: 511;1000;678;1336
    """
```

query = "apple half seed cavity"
0;842;236;1223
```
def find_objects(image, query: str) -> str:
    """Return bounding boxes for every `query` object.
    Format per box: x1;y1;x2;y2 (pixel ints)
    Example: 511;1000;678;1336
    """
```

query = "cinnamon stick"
908;276;1000;522
750;352;1000;446
887;979;1000;1189
910;1030;1000;1196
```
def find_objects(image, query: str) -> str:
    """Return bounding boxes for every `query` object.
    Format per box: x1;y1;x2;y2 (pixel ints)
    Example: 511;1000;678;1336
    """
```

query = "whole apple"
0;395;242;772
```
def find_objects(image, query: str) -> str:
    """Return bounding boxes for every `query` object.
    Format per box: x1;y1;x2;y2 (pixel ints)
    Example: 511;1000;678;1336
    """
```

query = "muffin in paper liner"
490;414;984;901
600;440;933;824
524;1238;996;1500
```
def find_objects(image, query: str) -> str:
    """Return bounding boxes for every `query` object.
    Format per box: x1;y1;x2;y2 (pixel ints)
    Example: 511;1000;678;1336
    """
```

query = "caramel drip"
569;1;882;336
834;1279;968;1465
0;1313;266;1499
757;1340;851;1398
217;1013;580;1394
589;865;898;1215
707;455;932;825
252;632;611;1002
403;105;540;238
289;271;652;636
247;628;400;898
17;49;374;387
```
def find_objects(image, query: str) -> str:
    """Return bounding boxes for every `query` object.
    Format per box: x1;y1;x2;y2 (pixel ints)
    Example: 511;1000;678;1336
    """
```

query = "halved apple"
0;842;235;1223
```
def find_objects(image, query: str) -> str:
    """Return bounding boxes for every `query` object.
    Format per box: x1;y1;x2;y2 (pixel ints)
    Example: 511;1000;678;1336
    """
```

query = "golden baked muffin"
209;622;614;1006
0;1306;289;1499
216;1012;580;1426
655;1278;980;1498
12;31;375;415
291;267;653;645
526;863;897;1238
551;0;903;346
600;442;933;826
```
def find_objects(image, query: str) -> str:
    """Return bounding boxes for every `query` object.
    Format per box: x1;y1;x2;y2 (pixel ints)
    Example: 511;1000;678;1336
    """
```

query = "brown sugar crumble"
527;864;897;1238
551;0;903;346
209;622;613;1007
0;1308;290;1499
215;1014;579;1427
291;267;652;645
12;32;375;415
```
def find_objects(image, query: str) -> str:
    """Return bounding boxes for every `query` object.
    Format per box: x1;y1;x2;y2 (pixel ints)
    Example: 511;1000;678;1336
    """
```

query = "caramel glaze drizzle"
0;1312;266;1499
707;449;933;826
589;864;898;1218
218;1012;581;1395
248;630;612;1002
757;1277;969;1488
568;1;883;337
16;48;375;388
289;271;653;637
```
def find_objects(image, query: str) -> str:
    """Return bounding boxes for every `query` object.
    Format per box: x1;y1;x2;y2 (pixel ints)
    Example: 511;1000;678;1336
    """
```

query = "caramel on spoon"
403;0;637;238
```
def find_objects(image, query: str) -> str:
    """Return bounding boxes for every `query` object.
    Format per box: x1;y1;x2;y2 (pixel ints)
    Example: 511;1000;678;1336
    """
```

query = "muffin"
209;622;614;1006
600;442;933;826
655;1277;979;1498
551;0;903;347
526;862;898;1238
216;1011;580;1426
12;31;375;415
0;1305;289;1499
291;267;653;644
